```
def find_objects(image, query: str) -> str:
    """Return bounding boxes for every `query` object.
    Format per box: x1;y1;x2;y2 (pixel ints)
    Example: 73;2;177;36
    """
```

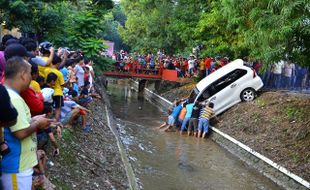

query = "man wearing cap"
1;43;35;85
4;43;34;61
0;35;15;82
1;56;51;190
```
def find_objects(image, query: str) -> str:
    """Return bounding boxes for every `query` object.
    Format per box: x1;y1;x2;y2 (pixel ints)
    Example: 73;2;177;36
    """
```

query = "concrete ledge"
138;83;309;190
97;80;140;190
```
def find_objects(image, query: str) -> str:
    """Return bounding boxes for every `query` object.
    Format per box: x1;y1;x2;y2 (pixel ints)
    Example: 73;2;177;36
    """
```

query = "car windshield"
188;87;199;103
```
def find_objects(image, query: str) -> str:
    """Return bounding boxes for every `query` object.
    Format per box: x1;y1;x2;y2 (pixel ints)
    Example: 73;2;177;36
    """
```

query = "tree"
221;0;310;66
119;0;310;67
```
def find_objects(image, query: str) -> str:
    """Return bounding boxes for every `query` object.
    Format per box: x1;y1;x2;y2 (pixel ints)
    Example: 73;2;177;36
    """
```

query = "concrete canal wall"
130;81;310;190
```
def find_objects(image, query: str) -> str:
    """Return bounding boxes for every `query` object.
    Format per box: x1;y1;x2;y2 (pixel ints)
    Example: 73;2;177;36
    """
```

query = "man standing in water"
159;99;185;131
198;102;215;138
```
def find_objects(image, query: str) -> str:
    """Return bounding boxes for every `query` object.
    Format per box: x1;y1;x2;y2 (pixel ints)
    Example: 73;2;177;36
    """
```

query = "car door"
211;69;248;114
196;69;247;114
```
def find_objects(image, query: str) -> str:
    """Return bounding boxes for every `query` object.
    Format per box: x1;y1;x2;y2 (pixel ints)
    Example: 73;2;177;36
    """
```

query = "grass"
255;98;266;107
251;112;261;123
271;116;281;125
49;128;79;190
50;178;72;190
284;104;309;122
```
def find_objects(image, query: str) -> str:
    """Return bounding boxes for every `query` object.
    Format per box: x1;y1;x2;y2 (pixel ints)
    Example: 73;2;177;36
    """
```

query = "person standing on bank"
1;57;51;190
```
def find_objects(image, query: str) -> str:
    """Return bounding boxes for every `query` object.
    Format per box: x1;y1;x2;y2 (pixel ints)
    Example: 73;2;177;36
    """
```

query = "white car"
188;59;264;115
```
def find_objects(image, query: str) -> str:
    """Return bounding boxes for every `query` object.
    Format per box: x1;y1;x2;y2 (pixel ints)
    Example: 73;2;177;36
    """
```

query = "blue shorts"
167;115;175;125
61;112;73;125
79;96;92;105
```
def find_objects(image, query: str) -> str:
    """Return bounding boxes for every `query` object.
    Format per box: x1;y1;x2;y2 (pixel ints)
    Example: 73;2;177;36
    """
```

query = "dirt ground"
47;98;129;190
160;84;310;182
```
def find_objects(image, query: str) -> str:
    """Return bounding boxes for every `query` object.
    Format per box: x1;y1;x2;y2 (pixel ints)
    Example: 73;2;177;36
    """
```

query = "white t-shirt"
188;59;195;69
273;61;284;74
283;63;295;77
74;64;85;87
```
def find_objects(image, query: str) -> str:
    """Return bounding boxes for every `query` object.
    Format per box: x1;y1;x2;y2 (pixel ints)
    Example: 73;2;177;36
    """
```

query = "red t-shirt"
205;58;212;69
20;88;44;116
184;60;189;71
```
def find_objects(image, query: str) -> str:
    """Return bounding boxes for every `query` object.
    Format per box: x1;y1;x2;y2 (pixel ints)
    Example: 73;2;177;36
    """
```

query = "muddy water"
108;82;280;190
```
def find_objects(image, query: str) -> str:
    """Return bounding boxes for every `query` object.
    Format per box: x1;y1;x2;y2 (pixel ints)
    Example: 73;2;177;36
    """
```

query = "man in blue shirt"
159;102;183;132
180;103;194;134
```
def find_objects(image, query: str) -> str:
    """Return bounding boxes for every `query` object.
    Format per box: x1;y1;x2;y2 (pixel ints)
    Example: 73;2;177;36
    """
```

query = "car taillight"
252;69;257;78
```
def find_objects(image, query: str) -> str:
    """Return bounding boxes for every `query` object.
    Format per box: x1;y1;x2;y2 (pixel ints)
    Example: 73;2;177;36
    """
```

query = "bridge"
103;69;188;91
103;69;178;81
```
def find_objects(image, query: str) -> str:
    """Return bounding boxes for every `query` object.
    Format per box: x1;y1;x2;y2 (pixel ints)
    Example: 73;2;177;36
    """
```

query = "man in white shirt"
188;55;195;77
283;61;295;89
272;60;284;89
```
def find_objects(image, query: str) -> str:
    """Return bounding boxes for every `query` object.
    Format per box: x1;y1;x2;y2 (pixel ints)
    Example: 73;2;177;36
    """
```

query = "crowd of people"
0;33;309;189
261;60;309;91
112;49;231;79
0;34;99;190
159;98;217;138
112;50;310;91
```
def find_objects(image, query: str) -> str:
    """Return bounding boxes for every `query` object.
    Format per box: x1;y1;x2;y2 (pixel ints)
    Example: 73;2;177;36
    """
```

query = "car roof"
196;59;246;91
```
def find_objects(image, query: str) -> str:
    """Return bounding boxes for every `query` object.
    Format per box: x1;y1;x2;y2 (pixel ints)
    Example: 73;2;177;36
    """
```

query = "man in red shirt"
204;56;212;76
20;61;44;116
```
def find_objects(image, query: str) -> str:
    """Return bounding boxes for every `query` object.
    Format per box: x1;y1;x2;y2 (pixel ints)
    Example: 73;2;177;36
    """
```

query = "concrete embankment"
130;80;310;190
96;78;140;190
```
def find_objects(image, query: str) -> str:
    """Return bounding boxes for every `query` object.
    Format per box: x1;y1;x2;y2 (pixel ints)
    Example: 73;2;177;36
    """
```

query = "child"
37;103;61;153
44;55;65;122
79;81;92;107
198;102;215;138
176;102;187;130
187;101;203;137
64;90;92;132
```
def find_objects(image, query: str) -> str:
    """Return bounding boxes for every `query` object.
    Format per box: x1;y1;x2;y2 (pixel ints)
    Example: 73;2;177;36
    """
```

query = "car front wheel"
240;88;256;102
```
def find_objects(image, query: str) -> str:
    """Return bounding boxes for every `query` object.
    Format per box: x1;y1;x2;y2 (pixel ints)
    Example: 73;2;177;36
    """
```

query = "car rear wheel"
240;88;256;102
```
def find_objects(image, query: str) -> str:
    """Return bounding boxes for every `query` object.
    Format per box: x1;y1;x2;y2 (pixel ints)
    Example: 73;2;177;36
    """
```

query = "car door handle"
210;96;216;101
231;84;237;88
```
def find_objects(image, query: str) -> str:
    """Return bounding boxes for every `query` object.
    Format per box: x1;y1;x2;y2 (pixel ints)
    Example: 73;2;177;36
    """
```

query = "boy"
198;102;215;138
62;90;92;132
79;81;92;107
187;101;203;137
44;55;65;122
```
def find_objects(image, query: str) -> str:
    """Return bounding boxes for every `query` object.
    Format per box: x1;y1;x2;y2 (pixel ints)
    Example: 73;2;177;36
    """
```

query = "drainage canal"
107;80;280;190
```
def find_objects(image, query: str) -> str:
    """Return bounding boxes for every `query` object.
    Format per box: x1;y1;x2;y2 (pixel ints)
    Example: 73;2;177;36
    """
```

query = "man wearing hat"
4;43;35;61
0;43;35;84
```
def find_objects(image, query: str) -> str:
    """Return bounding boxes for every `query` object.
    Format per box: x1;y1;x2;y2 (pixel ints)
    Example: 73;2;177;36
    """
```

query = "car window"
197;85;217;102
213;69;247;92
188;87;199;103
196;69;247;102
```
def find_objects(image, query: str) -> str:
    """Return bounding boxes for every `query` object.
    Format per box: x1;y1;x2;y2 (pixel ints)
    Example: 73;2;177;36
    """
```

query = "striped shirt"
200;106;214;120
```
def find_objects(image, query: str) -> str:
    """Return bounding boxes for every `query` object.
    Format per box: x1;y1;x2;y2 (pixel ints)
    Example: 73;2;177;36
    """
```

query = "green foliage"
119;0;310;66
1;0;114;63
101;8;128;51
285;104;309;122
93;58;115;73
221;0;310;66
